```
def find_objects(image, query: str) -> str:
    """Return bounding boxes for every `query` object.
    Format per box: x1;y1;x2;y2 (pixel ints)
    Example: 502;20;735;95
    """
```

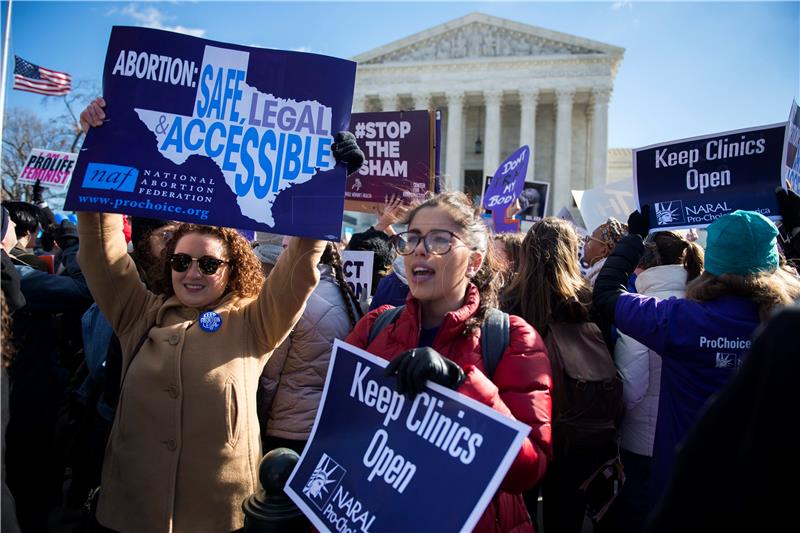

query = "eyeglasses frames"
168;253;229;275
391;230;467;256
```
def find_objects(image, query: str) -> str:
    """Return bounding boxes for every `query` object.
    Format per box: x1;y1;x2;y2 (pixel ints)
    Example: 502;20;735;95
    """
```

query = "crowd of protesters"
0;94;799;533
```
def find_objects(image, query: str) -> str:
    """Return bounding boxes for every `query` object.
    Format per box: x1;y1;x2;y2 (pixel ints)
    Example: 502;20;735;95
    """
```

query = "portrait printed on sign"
65;26;356;240
517;181;550;222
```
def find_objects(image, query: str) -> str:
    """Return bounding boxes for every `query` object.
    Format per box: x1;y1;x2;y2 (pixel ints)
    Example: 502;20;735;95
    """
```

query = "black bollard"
242;447;311;533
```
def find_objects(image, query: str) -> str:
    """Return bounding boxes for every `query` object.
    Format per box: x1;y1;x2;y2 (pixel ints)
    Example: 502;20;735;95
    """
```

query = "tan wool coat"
77;213;323;532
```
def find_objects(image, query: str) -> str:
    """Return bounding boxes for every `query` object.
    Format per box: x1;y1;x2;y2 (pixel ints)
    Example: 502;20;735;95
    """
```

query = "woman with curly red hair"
76;97;363;532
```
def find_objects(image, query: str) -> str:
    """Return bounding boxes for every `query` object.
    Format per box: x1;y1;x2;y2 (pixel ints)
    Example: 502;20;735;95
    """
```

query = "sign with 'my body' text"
634;124;785;231
285;341;529;533
483;146;530;233
65;26;356;239
345;110;434;213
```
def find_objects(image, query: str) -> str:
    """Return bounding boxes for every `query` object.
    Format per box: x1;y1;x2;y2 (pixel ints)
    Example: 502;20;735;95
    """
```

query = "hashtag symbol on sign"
354;122;366;139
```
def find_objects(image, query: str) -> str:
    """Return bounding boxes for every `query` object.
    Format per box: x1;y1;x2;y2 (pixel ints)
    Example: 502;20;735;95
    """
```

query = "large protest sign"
634;124;785;231
483;146;530;233
345;110;434;213
572;178;636;233
285;340;530;533
18;149;78;188
783;101;800;192
341;250;374;303
65;26;356;240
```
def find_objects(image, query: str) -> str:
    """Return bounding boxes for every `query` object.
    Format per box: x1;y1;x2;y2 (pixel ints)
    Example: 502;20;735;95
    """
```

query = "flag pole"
0;0;13;172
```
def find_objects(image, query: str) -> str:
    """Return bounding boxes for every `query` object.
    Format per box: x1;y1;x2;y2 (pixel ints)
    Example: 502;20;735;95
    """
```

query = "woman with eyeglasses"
76;97;363;532
583;218;628;286
346;191;553;533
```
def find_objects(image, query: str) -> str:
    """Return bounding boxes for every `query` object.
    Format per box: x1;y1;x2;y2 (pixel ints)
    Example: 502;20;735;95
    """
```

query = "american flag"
13;55;72;96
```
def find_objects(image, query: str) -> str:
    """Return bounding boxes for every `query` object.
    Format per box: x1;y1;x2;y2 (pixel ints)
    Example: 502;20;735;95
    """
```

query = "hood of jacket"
635;264;689;297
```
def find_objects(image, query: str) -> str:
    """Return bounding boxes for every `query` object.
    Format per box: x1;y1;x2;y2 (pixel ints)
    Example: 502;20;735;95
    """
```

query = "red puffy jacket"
346;284;553;532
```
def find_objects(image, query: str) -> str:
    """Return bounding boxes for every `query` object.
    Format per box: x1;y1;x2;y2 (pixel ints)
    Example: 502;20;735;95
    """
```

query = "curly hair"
402;191;501;333
161;224;265;299
322;242;364;328
685;264;800;322
132;222;178;293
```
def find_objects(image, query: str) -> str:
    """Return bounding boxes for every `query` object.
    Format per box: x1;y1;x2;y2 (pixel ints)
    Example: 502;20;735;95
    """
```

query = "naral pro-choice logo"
654;200;685;225
303;453;346;510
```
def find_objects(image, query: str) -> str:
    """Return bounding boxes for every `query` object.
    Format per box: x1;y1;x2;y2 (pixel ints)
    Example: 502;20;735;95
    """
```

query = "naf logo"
654;200;686;225
302;453;347;510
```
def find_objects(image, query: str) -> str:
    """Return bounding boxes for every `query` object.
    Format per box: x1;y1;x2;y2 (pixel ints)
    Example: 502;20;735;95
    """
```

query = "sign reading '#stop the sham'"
65;26;356;240
634;124;785;231
285;340;529;533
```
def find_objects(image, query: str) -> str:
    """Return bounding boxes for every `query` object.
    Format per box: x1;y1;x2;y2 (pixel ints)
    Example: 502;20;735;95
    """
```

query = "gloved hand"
33;179;45;206
627;205;651;240
52;220;79;250
332;131;364;176
384;347;466;398
776;187;800;233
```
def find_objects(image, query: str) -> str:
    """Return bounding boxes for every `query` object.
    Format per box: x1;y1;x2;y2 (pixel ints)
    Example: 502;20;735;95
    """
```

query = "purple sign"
65;26;356;240
483;146;530;233
346;110;433;212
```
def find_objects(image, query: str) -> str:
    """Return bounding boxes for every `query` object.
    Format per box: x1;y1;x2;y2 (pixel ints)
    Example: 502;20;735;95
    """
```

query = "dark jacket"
10;244;49;273
593;234;760;509
646;304;800;533
1;250;25;312
347;284;553;533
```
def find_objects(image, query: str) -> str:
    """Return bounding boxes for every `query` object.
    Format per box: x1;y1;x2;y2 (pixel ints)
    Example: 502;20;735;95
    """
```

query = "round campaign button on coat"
199;310;222;332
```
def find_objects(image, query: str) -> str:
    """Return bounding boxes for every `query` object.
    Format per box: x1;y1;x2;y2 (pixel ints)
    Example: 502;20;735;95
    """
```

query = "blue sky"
2;0;798;148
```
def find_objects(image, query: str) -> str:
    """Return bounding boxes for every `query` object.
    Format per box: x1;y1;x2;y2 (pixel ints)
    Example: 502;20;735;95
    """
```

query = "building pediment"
353;12;624;65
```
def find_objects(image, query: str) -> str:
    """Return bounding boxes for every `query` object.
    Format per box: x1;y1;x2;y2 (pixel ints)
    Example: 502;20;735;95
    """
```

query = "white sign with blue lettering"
341;250;374;304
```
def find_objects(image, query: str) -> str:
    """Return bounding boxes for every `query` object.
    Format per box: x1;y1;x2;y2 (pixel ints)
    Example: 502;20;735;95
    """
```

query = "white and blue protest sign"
285;340;530;533
634;124;785;231
341;250;374;303
482;146;530;233
65;26;356;240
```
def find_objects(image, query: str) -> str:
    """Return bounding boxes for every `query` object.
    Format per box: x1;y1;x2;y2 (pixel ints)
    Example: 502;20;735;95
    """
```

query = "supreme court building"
350;13;626;216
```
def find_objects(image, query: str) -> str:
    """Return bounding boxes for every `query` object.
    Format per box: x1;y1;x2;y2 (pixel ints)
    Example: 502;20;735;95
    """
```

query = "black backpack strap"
368;305;404;345
481;309;510;379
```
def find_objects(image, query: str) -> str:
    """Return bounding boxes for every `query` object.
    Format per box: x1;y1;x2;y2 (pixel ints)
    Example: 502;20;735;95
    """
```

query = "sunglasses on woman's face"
168;253;228;275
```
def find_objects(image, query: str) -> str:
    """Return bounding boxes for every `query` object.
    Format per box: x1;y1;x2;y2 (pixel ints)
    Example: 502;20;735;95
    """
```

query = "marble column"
352;95;367;114
482;90;503;178
445;92;465;192
518;88;539;181
380;94;400;112
589;88;611;187
553;88;575;213
413;93;431;111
